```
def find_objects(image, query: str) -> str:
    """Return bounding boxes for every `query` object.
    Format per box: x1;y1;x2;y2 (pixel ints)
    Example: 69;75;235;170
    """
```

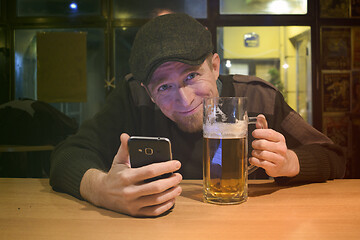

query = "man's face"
146;53;220;133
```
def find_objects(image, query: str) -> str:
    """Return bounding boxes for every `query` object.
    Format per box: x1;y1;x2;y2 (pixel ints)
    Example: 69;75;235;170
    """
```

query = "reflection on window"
17;0;101;16
14;29;105;124
320;0;350;18
0;27;8;104
113;0;207;19
220;0;307;15
218;26;312;123
114;27;139;85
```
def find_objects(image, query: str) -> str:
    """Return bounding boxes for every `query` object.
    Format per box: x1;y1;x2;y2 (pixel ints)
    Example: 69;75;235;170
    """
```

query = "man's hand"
80;133;182;217
249;114;300;178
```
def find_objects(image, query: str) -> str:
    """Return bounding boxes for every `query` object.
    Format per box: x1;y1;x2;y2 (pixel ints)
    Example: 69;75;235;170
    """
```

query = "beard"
172;109;203;133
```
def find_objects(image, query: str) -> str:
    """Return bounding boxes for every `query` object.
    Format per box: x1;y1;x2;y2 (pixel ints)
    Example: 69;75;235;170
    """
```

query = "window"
114;27;139;85
113;0;207;19
14;28;105;123
17;0;101;17
218;26;312;123
0;27;8;104
220;0;307;15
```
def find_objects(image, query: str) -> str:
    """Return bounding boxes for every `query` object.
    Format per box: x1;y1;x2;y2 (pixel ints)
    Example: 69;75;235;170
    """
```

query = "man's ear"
141;82;155;103
212;53;220;78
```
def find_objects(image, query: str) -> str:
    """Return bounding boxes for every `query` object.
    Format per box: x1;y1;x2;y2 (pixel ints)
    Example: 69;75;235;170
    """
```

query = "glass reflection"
113;0;207;19
17;0;101;16
220;0;307;15
14;29;105;123
217;26;312;123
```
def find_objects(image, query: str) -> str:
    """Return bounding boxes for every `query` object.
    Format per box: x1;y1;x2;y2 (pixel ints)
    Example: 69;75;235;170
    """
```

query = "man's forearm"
80;168;107;207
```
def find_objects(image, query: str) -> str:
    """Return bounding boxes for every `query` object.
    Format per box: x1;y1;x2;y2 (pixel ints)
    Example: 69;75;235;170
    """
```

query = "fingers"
251;149;283;164
251;126;288;177
249;156;275;170
252;128;285;142
139;185;182;206
119;173;182;217
127;160;181;183
120;172;182;202
252;138;287;156
251;131;287;166
137;199;176;217
252;119;285;163
103;140;183;217
135;185;182;217
108;132;182;217
250;115;299;178
135;173;182;197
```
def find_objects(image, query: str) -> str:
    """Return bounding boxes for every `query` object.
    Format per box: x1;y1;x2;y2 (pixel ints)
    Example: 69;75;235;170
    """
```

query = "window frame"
3;0;360;128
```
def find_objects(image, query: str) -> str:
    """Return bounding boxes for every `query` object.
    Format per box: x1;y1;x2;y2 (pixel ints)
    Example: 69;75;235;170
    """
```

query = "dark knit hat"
129;13;213;85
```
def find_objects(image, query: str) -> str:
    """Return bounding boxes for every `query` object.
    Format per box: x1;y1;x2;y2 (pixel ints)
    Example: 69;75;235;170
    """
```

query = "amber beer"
203;122;248;204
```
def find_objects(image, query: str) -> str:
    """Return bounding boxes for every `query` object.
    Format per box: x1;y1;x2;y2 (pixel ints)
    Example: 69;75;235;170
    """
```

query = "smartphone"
128;136;173;181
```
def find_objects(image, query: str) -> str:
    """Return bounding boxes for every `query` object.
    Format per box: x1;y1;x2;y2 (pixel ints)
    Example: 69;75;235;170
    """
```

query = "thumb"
256;114;268;129
112;133;131;167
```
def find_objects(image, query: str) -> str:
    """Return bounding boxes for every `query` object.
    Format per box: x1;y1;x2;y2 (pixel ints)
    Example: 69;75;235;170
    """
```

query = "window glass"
14;28;105;124
114;27;139;85
113;0;207;19
17;0;101;17
218;26;312;123
320;0;349;18
0;27;9;104
220;0;307;15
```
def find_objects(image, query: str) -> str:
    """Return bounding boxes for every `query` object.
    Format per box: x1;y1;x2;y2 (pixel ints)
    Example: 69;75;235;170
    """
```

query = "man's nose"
177;86;194;106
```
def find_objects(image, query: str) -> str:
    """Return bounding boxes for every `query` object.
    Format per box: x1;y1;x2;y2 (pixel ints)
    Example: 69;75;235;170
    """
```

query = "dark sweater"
49;74;346;199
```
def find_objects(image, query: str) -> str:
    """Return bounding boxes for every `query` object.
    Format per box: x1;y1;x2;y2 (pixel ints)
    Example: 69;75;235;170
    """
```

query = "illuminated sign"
244;32;259;47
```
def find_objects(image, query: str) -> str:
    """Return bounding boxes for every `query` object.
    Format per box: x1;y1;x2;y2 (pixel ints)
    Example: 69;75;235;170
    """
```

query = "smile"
178;103;202;115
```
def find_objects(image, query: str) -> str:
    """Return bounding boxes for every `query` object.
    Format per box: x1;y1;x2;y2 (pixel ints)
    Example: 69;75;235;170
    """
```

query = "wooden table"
1;179;360;240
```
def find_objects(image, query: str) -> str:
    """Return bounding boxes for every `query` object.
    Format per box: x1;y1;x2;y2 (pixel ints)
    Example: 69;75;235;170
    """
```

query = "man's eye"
158;84;171;92
185;73;199;81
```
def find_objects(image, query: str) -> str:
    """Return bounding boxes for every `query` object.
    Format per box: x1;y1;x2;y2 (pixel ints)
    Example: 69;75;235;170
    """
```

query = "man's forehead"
156;61;197;72
149;61;201;85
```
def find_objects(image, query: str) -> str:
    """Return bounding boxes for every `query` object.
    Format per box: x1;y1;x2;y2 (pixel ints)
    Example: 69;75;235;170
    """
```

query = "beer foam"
203;121;247;139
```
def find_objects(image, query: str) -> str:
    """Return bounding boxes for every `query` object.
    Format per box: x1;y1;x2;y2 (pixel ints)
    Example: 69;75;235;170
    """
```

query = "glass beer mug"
203;97;264;204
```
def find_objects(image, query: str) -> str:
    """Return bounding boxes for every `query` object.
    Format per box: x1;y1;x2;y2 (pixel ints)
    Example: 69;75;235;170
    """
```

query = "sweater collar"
218;75;235;97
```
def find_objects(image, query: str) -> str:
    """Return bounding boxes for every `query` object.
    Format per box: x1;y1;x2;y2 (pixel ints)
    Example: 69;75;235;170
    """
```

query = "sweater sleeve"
49;79;139;199
231;74;346;184
272;93;346;185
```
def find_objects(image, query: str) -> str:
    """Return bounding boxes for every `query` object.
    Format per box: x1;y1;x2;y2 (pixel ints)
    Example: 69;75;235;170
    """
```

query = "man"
50;13;345;217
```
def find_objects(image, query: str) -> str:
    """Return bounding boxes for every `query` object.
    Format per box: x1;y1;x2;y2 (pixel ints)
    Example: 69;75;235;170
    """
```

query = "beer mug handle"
248;115;267;175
